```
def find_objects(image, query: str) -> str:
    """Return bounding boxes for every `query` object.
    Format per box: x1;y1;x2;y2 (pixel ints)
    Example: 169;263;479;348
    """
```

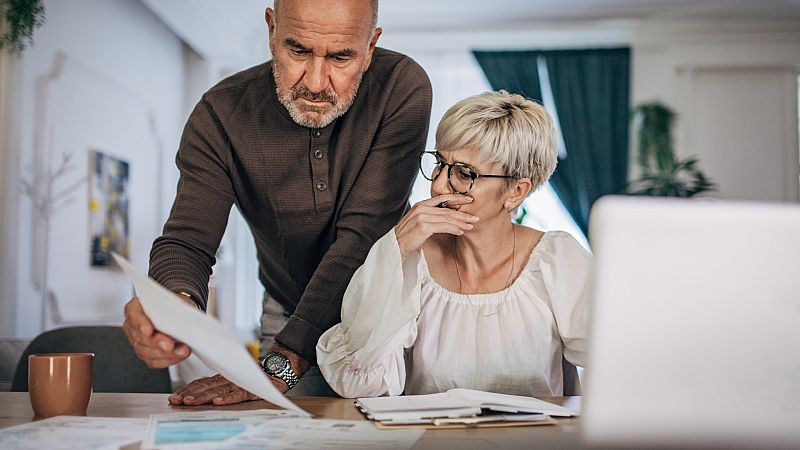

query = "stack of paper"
356;389;578;429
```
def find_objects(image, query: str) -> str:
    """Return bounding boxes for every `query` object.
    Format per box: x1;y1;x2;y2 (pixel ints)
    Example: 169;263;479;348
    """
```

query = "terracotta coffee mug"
28;353;94;418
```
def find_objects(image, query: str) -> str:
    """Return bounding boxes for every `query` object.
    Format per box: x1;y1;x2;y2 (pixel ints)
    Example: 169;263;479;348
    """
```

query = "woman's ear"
505;178;533;210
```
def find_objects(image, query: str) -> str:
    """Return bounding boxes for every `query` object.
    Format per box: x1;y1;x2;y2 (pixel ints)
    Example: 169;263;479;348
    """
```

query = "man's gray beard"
274;59;364;129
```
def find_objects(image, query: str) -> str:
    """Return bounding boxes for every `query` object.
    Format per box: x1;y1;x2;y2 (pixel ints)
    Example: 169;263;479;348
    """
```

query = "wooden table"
0;392;584;449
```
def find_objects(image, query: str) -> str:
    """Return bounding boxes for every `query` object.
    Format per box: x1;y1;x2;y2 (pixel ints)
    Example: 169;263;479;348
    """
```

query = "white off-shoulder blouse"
316;228;592;399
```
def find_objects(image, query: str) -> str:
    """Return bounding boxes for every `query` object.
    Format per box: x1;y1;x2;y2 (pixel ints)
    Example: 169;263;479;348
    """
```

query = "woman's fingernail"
184;396;195;401
214;397;223;403
159;342;170;351
176;347;188;357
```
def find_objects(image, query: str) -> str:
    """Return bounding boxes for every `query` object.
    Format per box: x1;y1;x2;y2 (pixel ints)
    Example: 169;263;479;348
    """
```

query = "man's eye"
330;55;349;62
290;49;307;56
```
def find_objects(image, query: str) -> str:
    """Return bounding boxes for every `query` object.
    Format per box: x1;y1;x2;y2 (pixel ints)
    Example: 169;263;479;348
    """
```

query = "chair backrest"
0;338;30;391
562;357;581;396
11;326;171;393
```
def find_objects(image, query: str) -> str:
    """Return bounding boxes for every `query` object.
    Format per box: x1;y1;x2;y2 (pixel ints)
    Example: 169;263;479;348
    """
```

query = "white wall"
0;0;186;338
0;11;13;336
632;21;800;202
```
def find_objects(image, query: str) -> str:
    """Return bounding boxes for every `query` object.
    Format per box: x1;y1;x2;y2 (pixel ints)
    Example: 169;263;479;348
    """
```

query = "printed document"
0;416;147;450
142;410;423;449
225;417;424;449
142;409;301;449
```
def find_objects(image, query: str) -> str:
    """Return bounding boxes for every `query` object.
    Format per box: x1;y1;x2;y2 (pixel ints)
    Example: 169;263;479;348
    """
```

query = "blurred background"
0;0;798;384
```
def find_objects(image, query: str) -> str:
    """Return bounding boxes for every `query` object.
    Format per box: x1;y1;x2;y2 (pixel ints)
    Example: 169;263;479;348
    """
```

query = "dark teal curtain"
473;51;543;101
473;48;630;236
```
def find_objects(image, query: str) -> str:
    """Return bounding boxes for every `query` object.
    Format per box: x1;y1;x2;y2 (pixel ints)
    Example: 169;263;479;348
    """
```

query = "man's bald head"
273;0;379;32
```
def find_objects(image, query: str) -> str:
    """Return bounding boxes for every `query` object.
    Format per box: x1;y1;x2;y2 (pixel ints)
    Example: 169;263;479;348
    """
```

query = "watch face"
265;354;288;373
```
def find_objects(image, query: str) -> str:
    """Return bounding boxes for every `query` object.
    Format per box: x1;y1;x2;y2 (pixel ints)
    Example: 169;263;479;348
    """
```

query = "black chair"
11;326;171;393
562;357;582;396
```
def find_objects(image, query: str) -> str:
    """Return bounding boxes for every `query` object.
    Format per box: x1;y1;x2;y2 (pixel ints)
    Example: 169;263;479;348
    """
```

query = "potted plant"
627;102;716;197
1;0;46;55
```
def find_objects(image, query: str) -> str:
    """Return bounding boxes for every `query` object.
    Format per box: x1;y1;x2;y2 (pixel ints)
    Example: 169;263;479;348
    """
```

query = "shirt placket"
309;128;332;212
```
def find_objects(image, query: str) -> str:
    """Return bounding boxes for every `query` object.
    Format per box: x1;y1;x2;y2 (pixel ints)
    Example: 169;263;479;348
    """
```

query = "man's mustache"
293;85;338;105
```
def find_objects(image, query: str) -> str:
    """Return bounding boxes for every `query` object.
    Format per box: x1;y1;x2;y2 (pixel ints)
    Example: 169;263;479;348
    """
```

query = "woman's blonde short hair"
435;90;557;192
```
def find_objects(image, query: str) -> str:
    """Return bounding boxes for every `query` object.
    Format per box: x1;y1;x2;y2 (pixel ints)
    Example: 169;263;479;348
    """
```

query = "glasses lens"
450;165;475;194
420;153;441;181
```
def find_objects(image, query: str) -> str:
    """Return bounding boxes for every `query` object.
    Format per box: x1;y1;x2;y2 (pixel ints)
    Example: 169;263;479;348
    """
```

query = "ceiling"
140;0;800;61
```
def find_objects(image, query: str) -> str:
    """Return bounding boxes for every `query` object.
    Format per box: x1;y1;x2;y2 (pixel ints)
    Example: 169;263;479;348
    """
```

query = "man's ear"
506;178;533;210
363;27;382;69
265;7;276;50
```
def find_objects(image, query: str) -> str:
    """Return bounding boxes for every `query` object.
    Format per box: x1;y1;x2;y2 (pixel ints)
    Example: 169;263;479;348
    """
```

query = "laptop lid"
582;196;800;448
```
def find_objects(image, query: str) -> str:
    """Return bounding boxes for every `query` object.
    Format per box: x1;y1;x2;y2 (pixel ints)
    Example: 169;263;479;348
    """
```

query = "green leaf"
1;0;46;55
627;102;716;198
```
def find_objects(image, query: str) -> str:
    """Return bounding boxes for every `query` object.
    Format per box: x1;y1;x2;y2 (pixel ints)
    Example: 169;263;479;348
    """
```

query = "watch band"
263;352;299;389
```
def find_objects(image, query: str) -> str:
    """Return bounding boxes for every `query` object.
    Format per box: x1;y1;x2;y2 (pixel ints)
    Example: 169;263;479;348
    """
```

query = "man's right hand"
122;297;192;368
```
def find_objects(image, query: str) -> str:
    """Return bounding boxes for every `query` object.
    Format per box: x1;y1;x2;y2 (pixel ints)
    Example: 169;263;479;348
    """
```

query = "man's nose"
303;56;330;93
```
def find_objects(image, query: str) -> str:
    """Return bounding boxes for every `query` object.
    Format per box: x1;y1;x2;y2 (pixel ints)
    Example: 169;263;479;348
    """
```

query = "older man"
122;0;431;403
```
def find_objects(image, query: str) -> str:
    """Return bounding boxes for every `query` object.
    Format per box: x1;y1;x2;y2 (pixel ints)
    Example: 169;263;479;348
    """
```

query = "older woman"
316;91;591;399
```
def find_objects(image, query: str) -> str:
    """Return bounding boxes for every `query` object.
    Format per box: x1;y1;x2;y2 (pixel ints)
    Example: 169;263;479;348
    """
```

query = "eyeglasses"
419;151;517;195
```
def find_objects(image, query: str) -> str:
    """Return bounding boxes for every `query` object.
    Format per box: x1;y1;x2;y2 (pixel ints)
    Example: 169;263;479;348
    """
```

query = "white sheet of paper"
113;253;309;416
142;409;301;450
0;416;147;450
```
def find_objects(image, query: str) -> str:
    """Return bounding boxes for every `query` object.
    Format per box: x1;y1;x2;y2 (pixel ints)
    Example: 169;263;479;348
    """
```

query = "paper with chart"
142;411;423;450
141;409;301;449
222;417;425;449
112;253;309;416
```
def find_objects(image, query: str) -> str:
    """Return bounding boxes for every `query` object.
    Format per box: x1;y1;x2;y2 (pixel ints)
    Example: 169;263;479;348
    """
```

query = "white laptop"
582;196;800;448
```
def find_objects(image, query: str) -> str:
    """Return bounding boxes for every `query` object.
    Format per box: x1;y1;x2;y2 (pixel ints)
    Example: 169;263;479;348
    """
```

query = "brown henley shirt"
148;48;432;363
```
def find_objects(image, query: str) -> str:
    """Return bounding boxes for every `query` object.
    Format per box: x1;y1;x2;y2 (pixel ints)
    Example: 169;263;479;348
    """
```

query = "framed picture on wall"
89;150;130;267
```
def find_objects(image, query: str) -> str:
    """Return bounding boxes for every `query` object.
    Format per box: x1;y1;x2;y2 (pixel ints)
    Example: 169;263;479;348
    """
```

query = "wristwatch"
261;352;299;389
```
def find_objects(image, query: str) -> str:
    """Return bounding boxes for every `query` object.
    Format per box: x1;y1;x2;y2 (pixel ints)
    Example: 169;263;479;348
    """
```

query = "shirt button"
312;129;322;138
313;149;324;159
316;181;327;191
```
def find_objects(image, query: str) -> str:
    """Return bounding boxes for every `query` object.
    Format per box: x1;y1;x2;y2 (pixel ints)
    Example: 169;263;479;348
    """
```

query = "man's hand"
168;374;275;405
122;297;192;368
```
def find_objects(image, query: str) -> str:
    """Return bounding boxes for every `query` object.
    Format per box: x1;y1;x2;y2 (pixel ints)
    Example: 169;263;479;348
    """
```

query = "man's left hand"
169;373;277;405
168;343;311;405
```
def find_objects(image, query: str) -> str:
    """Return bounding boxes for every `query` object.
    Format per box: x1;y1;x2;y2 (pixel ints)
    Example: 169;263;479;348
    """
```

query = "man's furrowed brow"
329;48;358;58
283;38;309;51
